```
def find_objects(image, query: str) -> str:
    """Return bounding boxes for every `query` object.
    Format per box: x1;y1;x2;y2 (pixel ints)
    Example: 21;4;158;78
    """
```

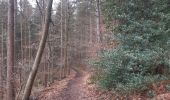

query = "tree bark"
60;0;64;79
89;0;93;44
14;0;17;65
7;0;15;99
64;0;68;77
0;21;4;100
96;0;100;43
22;0;53;99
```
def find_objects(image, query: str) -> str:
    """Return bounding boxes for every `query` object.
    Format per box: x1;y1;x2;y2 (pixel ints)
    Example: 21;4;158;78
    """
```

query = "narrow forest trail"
59;69;96;100
37;68;98;100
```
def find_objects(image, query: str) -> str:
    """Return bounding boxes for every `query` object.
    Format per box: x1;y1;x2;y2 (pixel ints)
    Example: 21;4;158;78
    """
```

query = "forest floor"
35;68;170;100
36;68;101;100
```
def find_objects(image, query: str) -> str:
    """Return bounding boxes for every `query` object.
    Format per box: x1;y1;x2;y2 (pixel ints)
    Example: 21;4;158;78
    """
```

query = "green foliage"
165;84;170;91
94;0;170;93
147;90;156;98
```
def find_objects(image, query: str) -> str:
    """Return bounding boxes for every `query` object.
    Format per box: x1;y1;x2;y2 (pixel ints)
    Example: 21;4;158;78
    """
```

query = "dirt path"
37;69;97;100
60;70;96;100
37;68;170;100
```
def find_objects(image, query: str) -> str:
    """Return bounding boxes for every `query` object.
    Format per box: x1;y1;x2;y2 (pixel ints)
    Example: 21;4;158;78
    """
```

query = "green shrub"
147;90;156;98
165;84;170;91
93;0;170;93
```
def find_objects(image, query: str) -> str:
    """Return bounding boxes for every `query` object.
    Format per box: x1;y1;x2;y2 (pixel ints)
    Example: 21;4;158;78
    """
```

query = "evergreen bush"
94;0;170;93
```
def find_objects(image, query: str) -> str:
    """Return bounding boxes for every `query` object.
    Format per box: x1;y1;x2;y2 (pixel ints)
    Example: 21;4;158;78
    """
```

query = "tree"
0;1;8;99
6;0;15;99
96;0;101;43
63;0;69;77
22;0;53;99
52;0;76;79
60;0;64;79
0;22;3;100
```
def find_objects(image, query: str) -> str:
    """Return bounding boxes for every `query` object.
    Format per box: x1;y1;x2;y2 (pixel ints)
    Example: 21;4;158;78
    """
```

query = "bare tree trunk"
51;49;54;82
7;0;15;99
64;0;68;77
89;12;92;43
43;52;47;87
28;22;31;71
0;21;4;100
89;0;93;44
60;0;63;79
0;59;2;99
50;41;54;83
22;0;53;99
14;0;17;66
96;0;100;43
20;1;23;89
14;0;17;36
66;0;70;76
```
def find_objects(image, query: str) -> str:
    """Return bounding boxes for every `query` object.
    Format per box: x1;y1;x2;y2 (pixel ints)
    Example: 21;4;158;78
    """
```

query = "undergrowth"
91;0;170;95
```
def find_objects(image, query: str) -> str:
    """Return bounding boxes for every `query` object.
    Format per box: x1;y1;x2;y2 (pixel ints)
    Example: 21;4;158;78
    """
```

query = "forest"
0;0;170;100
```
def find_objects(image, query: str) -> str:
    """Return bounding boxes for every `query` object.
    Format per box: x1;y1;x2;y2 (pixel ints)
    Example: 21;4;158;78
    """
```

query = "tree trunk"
0;21;4;100
89;10;92;43
7;0;15;99
60;0;64;79
64;0;69;77
96;0;100;43
14;0;17;65
20;4;24;89
28;22;31;71
22;0;53;99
